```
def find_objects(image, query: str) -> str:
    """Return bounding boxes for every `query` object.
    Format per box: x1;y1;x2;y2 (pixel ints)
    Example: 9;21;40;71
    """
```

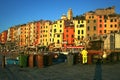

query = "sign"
66;46;84;49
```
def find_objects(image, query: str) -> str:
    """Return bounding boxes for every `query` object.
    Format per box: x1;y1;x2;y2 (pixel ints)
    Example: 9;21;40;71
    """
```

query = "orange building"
97;15;105;35
85;12;98;40
106;14;120;34
0;30;8;44
19;24;27;47
35;21;42;46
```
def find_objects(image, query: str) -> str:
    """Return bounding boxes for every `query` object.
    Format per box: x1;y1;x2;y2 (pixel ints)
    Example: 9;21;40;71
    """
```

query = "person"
81;48;88;64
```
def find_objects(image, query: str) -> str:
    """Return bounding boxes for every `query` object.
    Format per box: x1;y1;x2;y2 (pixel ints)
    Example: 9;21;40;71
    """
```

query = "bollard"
2;55;5;68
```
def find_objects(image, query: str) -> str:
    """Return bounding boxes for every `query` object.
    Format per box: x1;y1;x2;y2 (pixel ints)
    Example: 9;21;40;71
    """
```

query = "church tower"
67;8;73;20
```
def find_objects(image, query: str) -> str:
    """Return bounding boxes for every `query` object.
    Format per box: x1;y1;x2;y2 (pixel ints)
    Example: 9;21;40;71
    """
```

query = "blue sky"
0;0;120;32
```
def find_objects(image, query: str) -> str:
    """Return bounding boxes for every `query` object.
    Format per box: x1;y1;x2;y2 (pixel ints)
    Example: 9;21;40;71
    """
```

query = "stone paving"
0;61;120;80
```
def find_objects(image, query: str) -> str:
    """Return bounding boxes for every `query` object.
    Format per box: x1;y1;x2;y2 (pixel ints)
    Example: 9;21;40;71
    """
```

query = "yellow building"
27;22;36;47
73;18;86;46
51;19;65;48
40;21;52;47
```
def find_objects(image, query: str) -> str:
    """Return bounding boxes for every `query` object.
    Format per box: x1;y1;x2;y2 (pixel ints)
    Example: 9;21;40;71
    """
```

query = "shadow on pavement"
93;59;102;80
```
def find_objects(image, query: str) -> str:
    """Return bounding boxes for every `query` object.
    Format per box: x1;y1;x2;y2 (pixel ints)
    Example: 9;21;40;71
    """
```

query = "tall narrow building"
67;8;73;20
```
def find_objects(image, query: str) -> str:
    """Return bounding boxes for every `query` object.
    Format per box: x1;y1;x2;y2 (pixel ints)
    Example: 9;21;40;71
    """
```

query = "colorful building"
73;16;87;46
40;20;52;47
97;15;105;35
1;6;120;51
52;20;65;48
106;14;120;34
0;30;8;44
19;24;27;47
85;12;98;40
63;20;74;48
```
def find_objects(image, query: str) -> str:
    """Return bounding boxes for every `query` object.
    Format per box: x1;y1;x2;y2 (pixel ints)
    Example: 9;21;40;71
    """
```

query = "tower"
67;8;73;20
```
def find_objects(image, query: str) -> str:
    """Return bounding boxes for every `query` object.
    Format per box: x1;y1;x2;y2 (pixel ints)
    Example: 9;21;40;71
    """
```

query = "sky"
0;0;120;32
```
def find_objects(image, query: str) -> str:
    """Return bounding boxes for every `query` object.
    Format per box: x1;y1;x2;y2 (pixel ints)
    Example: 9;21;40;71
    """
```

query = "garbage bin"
67;53;74;65
113;52;118;62
117;52;120;61
43;54;53;66
28;54;34;68
36;54;44;68
46;54;53;66
19;54;28;67
43;54;49;66
73;53;79;65
87;54;93;64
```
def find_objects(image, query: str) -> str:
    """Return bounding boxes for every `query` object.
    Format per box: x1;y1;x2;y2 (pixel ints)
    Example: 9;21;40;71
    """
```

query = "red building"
63;22;74;48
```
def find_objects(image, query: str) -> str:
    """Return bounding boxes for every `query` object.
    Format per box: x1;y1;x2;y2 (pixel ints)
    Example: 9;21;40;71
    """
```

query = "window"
115;19;117;22
54;29;56;32
78;30;80;34
89;16;91;19
81;30;84;34
94;26;96;30
87;20;90;23
66;30;68;32
57;34;60;37
87;34;89;36
57;40;60;43
72;35;74;38
78;36;80;40
60;30;62;32
110;25;113;28
60;25;62;27
60;20;62;23
104;20;107;23
94;20;96;23
50;29;52;33
81;20;83;23
92;16;94;18
115;24;117;28
99;30;102;33
100;24;102;28
80;24;84;27
104;24;107;27
104;30;106;33
110;19;113;22
78;20;80;24
66;35;68;37
87;26;90;31
81;36;84;39
99;16;102;18
100;20;102;23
